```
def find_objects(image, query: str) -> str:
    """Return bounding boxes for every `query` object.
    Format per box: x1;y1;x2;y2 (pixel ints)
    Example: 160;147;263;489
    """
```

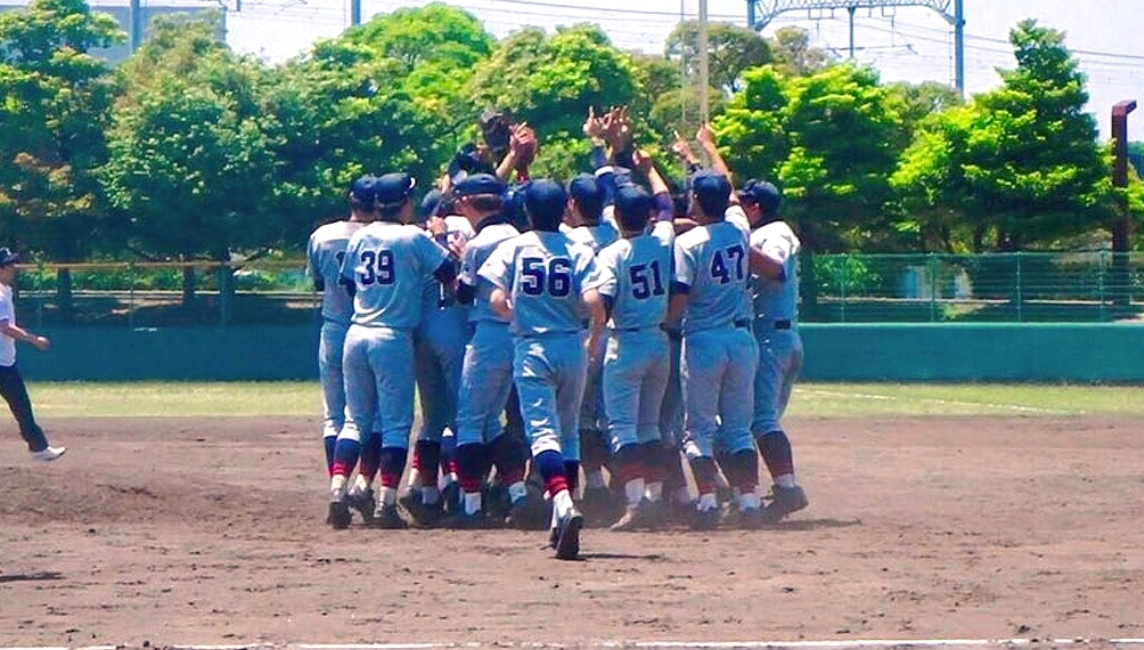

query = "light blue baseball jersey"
308;220;366;325
750;220;800;322
596;221;674;331
563;221;620;255
421;216;475;312
459;218;520;324
672;207;753;334
479;231;604;337
340;222;449;329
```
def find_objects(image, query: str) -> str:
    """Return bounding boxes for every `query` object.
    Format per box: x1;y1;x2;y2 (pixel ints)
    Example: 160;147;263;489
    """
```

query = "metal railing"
804;252;1144;323
9;253;1144;327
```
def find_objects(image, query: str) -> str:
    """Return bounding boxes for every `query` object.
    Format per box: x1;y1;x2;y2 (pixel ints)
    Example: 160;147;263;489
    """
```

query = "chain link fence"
9;253;1144;327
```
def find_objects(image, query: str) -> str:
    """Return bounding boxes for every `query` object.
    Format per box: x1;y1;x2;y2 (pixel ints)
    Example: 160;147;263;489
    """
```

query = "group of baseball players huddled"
306;107;806;561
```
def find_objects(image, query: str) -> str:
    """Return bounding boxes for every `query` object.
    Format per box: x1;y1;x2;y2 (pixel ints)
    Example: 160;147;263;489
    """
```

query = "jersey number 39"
359;250;396;286
521;257;572;297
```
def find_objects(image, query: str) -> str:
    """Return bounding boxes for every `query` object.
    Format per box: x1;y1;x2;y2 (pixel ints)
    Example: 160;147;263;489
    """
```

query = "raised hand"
697;122;717;150
583;107;605;141
671;130;698;164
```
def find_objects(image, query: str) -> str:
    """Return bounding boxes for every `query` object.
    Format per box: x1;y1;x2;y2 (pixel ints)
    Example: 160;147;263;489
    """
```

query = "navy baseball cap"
0;247;19;267
524;179;568;228
568;174;602;205
349;175;381;205
689;170;732;216
453;173;505;198
420;189;444;220
739;179;782;214
375;172;416;207
614;185;653;220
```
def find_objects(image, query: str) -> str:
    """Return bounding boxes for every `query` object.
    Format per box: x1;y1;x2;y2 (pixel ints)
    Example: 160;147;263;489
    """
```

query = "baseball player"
562;173;619;520
0;248;64;462
326;172;457;530
399;189;475;527
480;179;607;560
308;177;377;518
595;153;676;531
739;179;809;522
667;170;763;530
447;173;530;528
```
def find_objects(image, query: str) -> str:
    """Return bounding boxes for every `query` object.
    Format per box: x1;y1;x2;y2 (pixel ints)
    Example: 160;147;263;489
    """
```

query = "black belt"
614;325;665;333
774;319;792;330
734;319;752;329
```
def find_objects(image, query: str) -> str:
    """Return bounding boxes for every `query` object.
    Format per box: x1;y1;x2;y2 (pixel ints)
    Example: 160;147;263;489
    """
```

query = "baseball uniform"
308;218;367;471
673;192;760;524
327;173;455;530
479;179;606;559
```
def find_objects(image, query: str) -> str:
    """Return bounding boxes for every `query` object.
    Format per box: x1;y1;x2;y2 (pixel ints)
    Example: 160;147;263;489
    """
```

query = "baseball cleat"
327;500;352;530
609;498;665;532
764;485;808;522
690;506;720;531
554;508;584;561
505;492;550;531
373;504;408;530
737;506;766;530
443;511;487;530
346;487;376;526
30;446;66;462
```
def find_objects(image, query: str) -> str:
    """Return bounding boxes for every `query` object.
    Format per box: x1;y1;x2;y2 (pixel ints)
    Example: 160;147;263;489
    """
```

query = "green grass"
22;381;1144;419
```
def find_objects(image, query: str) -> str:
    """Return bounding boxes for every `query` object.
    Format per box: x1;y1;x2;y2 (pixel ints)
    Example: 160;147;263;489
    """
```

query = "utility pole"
350;0;361;26
129;0;143;52
1111;100;1137;309
698;0;710;123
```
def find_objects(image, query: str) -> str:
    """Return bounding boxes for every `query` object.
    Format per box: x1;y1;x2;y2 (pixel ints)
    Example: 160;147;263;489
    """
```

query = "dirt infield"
2;415;1143;647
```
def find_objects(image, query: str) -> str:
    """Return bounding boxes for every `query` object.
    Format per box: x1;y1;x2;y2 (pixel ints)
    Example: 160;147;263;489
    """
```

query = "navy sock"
415;440;442;490
757;430;795;480
324;436;337;474
331;438;362;478
378;446;408;490
359;433;382;482
456;443;487;493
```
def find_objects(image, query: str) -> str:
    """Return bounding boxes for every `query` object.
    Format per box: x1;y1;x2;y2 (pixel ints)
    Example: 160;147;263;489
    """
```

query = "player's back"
674;217;752;334
483;231;598;337
565;221;620;255
460;219;519;323
342;222;448;330
598;221;673;331
308;220;366;325
750;220;801;323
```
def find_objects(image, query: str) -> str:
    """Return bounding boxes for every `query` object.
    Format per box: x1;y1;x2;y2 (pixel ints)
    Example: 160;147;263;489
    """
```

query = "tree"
716;63;907;306
665;20;771;94
263;37;452;247
102;13;277;307
0;0;124;315
767;26;832;77
468;24;642;179
892;20;1114;253
342;3;495;142
886;80;962;139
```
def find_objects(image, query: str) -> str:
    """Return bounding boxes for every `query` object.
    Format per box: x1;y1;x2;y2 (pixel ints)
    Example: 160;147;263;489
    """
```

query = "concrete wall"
16;324;1144;383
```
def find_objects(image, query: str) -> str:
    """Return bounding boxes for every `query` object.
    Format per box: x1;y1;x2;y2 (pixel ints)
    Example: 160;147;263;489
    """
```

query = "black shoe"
374;504;408;530
554;508;584;561
690;506;720;531
440;482;461;517
764;485;809;522
346;488;376;526
505;491;550;531
443;511;487;530
579;486;618;526
738;506;765;530
328;500;352;530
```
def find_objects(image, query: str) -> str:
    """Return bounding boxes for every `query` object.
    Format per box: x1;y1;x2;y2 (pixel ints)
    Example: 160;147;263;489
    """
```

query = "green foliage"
892;20;1114;252
716;63;907;251
469;24;643;175
102;13;276;261
767;26;832;77
0;0;124;260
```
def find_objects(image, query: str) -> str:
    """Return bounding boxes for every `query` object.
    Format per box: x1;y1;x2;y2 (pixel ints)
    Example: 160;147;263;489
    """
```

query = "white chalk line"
798;389;1074;415
9;640;1144;650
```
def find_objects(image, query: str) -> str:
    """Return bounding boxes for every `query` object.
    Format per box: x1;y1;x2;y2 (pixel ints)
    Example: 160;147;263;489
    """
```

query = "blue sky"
104;0;1144;139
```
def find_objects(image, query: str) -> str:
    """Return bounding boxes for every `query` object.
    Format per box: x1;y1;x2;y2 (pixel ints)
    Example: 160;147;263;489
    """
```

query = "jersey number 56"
521;257;572;297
